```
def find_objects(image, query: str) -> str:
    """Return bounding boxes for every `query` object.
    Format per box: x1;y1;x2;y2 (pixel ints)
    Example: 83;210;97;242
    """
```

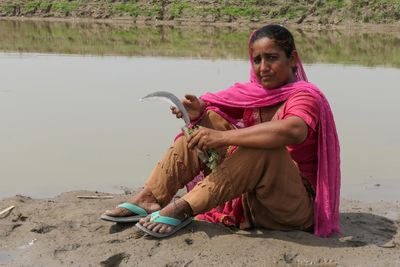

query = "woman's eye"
253;56;261;64
267;55;278;62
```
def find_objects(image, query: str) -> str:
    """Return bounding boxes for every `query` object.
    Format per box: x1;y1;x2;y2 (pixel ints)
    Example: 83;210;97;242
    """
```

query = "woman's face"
251;37;297;89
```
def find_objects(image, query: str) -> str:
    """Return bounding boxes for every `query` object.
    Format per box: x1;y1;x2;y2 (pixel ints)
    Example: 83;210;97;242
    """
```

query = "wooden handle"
182;126;209;164
196;147;209;164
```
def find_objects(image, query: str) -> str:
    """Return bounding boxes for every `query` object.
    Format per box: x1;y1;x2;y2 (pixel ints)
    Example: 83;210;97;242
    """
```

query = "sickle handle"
181;126;209;164
195;148;209;164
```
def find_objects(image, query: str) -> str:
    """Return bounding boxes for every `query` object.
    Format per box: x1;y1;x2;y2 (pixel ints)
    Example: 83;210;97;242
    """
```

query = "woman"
101;24;341;238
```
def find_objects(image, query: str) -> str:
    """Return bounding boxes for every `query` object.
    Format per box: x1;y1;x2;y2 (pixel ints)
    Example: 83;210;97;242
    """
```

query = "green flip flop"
135;211;192;238
100;202;149;223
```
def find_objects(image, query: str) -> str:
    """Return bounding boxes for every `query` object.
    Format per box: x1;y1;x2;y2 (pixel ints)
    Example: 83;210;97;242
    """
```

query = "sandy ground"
0;190;399;267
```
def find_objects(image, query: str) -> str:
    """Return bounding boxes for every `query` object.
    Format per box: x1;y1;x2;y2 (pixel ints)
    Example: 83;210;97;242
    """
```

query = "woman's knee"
198;110;234;131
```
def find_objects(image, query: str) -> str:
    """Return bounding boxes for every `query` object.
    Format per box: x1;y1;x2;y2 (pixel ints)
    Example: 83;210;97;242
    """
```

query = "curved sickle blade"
140;91;190;125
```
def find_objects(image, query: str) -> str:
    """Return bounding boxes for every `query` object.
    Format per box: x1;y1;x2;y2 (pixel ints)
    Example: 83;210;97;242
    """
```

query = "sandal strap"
118;203;148;216
149;211;181;226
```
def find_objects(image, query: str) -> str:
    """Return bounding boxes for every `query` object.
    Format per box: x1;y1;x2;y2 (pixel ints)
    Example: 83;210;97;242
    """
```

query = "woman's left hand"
187;127;226;151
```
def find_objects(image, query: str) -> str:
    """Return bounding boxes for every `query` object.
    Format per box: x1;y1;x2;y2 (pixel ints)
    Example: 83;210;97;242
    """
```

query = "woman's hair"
250;24;296;58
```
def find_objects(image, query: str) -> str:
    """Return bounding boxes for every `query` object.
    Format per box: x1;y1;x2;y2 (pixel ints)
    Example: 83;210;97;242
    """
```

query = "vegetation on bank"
0;20;399;68
0;0;399;25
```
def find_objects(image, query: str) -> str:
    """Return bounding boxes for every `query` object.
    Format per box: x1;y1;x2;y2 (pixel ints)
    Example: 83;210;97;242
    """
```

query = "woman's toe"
159;224;172;234
146;222;157;230
104;207;131;217
103;210;113;216
141;220;153;228
103;208;119;216
139;216;151;225
152;224;163;233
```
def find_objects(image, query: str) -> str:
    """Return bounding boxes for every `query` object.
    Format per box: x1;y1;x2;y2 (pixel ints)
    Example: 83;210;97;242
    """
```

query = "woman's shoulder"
285;81;325;106
292;80;325;99
287;89;320;106
279;84;321;130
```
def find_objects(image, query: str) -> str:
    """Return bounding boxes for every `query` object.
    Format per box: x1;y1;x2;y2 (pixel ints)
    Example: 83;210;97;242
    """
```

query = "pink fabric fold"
187;33;340;237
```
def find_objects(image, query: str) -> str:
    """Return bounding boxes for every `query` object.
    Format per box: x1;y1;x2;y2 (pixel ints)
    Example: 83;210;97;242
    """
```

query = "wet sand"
1;190;399;266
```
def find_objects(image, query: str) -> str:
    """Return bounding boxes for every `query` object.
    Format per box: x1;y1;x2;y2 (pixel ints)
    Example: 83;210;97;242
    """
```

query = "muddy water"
0;20;399;201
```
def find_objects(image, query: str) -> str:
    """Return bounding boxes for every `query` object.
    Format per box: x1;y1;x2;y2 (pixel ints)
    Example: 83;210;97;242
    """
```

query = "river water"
0;20;399;201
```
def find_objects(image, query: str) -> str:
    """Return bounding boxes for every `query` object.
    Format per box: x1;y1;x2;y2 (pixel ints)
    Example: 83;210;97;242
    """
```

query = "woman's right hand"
170;94;205;121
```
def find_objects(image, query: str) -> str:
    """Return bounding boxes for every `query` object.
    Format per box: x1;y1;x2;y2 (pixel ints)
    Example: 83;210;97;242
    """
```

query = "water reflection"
0;19;399;67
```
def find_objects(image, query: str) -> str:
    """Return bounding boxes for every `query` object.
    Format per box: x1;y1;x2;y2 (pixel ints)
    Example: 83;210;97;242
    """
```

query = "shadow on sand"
189;212;398;248
106;212;398;248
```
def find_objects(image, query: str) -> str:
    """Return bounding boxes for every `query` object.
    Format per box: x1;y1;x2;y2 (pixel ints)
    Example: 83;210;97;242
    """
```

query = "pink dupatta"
187;34;340;237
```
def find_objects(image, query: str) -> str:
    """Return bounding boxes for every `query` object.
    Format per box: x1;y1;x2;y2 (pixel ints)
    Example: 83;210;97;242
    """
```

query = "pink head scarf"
197;26;341;237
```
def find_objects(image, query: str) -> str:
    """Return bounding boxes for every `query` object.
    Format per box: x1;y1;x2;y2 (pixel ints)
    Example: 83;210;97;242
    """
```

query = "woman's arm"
225;116;308;148
188;116;308;151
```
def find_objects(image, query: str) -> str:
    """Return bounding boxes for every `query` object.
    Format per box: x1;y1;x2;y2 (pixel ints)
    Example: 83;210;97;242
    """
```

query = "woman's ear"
289;50;298;68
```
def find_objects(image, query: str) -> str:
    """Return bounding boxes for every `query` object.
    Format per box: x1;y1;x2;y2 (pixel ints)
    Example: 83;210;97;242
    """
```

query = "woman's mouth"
261;75;274;81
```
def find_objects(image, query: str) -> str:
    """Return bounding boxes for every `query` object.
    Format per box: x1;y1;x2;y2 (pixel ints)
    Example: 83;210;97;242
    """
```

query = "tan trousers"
145;111;313;231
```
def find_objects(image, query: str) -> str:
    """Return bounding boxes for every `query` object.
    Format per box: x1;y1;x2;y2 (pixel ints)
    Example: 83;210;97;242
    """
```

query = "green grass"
169;0;191;18
283;5;307;19
0;4;16;14
52;2;79;14
39;2;52;10
144;4;162;17
21;1;39;14
112;3;141;17
221;6;260;18
0;0;399;24
326;0;345;9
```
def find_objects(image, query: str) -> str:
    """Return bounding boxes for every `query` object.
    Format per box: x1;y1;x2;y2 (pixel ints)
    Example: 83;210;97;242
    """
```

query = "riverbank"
0;0;399;28
1;18;400;69
2;15;400;33
0;191;399;266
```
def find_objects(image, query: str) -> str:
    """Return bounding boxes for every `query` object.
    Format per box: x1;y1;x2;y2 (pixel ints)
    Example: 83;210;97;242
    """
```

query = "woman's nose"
260;58;270;72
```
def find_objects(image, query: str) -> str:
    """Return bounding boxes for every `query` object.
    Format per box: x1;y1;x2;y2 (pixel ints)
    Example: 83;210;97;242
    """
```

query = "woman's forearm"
223;116;308;149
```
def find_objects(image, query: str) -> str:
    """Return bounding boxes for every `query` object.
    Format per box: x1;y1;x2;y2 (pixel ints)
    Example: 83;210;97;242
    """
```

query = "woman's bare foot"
104;188;161;217
138;198;193;234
